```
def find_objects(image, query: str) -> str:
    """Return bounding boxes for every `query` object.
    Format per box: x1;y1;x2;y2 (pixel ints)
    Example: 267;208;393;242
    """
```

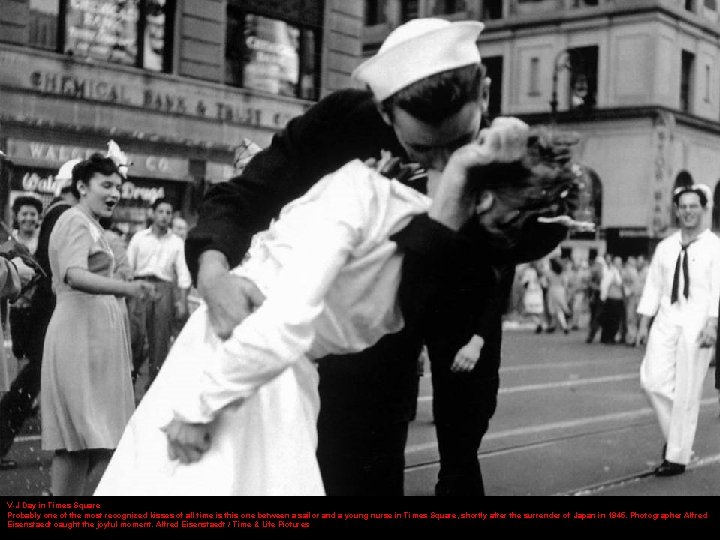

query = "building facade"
363;0;720;258
0;0;364;236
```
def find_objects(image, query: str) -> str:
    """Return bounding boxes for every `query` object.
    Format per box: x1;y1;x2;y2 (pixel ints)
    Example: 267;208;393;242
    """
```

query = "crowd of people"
0;16;718;496
0;147;194;495
514;251;650;345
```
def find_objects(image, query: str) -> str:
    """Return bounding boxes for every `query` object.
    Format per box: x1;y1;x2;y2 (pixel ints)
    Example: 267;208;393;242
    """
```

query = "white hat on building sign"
352;18;485;102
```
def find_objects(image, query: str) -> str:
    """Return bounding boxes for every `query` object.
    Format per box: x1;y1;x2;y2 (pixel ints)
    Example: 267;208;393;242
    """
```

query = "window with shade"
365;0;387;25
225;9;321;101
1;0;174;72
681;50;695;113
432;0;466;15
28;0;60;51
401;0;419;22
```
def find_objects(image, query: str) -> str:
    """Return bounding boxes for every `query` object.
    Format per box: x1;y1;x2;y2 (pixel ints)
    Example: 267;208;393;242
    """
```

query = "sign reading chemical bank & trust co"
0;49;303;130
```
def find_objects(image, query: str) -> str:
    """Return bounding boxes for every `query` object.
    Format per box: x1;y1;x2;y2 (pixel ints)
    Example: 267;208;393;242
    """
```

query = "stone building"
363;0;720;258
0;0;364;235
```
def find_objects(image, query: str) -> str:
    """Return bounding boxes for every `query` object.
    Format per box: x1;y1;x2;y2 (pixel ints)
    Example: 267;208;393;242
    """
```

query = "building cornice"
480;1;720;41
515;105;720;136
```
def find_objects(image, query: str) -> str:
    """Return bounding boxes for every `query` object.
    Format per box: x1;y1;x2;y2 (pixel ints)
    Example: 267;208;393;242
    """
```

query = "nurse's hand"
163;418;212;465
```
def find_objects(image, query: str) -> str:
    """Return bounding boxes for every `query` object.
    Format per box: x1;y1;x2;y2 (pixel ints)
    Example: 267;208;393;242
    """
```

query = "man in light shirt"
636;184;720;476
127;198;192;390
598;254;624;344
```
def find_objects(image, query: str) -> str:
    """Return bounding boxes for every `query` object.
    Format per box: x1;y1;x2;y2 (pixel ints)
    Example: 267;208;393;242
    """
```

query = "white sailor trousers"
639;314;713;465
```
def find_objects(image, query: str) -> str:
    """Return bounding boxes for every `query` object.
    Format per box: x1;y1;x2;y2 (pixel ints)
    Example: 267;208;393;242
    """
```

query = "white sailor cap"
352;18;485;102
673;183;713;208
56;158;81;181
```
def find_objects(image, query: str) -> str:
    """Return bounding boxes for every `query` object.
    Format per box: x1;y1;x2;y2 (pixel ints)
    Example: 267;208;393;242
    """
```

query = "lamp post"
550;49;572;124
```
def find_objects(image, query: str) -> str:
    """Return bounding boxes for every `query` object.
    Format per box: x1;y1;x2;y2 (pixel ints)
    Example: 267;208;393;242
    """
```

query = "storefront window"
29;0;60;51
226;10;320;100
142;0;170;71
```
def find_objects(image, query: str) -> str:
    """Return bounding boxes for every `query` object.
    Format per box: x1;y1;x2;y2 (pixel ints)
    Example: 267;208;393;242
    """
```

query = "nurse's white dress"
95;160;430;496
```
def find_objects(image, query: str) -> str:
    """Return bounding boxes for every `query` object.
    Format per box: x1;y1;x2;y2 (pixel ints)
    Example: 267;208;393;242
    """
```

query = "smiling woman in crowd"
40;154;156;496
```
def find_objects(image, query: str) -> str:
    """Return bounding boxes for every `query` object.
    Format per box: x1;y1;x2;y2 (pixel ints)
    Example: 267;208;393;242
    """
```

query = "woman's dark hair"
70;153;122;199
379;63;485;125
464;126;583;250
12;195;43;216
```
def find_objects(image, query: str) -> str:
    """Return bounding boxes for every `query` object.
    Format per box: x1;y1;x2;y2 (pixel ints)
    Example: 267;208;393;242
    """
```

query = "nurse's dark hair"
463;126;583;251
379;63;486;125
70;153;121;199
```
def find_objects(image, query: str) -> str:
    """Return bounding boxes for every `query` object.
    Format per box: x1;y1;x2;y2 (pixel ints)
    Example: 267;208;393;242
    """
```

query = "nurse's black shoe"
653;460;685;476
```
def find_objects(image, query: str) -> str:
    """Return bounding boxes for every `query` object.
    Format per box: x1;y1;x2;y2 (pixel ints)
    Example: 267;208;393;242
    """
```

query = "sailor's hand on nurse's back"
197;250;265;340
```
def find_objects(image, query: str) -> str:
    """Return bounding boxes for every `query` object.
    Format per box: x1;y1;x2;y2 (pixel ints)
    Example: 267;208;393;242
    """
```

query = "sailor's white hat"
56;159;81;181
673;183;713;208
352;18;485;102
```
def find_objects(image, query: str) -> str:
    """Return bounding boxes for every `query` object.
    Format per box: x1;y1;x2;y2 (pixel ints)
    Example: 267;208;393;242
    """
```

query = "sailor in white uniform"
636;183;720;476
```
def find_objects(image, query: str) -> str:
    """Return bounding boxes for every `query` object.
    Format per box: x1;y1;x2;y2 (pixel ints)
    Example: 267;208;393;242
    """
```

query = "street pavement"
0;326;718;498
404;325;720;498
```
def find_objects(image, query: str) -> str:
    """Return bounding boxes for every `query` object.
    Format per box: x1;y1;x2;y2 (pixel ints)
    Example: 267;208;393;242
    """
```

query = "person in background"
520;262;546;333
599;254;625;344
170;214;191;341
545;257;570;334
585;250;606;343
11;195;42;255
569;259;590;330
0;257;37;467
40;154;156;495
8;195;43;363
0;160;79;471
636;183;720;476
171;215;188;241
621;256;640;345
127;198;191;392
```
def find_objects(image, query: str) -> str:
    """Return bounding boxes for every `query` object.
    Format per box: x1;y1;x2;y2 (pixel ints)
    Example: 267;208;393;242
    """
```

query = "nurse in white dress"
95;160;431;496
